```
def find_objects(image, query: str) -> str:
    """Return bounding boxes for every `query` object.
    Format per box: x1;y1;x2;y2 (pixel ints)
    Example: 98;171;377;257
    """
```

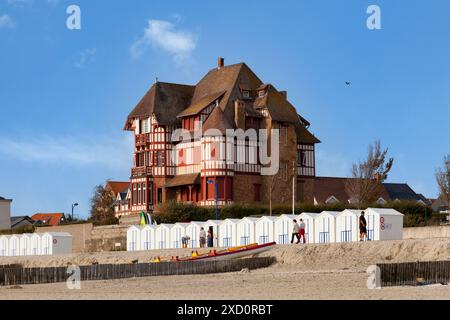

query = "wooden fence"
0;257;276;286
377;260;450;287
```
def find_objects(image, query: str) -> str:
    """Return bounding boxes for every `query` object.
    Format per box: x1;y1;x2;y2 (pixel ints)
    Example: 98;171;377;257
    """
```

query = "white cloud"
131;18;197;65
0;135;133;170
75;48;97;68
0;14;14;28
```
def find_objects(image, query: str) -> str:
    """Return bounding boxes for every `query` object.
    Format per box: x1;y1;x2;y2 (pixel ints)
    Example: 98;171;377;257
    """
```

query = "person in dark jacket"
359;211;368;241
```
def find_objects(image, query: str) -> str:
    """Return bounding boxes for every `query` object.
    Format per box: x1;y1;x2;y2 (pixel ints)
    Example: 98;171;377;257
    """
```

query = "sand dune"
1;239;449;300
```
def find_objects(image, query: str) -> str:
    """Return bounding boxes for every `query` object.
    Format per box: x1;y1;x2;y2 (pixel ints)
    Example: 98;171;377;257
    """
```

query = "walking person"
291;219;300;244
199;227;206;248
359;211;368;241
298;219;306;244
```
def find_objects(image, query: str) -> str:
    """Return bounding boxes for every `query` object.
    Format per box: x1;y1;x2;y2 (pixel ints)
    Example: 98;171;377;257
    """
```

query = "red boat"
152;242;276;263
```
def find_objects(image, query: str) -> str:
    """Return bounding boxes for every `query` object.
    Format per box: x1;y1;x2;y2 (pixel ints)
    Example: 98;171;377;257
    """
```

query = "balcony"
131;166;152;178
135;133;149;147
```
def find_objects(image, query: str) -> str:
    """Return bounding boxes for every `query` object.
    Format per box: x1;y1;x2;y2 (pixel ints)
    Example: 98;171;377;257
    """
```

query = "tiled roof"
164;173;200;188
126;82;195;127
177;91;226;118
202;106;235;134
383;183;423;202
106;181;130;197
31;213;64;226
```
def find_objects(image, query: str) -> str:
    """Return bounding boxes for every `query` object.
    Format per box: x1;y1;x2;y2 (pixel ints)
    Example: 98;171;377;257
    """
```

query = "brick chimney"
218;57;225;69
234;100;246;129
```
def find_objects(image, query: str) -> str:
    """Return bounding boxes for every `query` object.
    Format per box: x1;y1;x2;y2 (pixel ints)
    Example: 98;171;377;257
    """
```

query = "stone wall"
87;225;128;252
403;225;450;239
36;223;128;253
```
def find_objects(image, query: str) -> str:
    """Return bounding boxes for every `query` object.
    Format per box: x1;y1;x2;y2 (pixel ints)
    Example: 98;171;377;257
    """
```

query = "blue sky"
1;0;449;218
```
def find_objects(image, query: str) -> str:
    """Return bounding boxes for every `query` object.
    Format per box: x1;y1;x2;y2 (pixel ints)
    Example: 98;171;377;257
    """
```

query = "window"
258;90;265;97
137;183;141;204
132;184;137;205
242;91;250;99
157;151;164;166
141;119;149;133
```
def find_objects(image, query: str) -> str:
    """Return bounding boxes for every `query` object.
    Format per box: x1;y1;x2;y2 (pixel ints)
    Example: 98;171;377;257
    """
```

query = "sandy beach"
1;238;449;300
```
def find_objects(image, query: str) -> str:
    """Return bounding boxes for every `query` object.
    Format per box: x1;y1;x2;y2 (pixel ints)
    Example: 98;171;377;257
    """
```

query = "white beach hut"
298;212;318;244
186;221;204;248
203;220;222;247
364;208;404;241
9;234;20;257
0;235;10;257
140;225;156;251
41;232;73;255
336;210;362;243
126;225;141;252
155;224;173;249
219;219;240;247
171;223;189;249
19;233;32;256
274;214;299;244
255;216;277;244
30;233;42;256
237;217;258;245
314;211;340;244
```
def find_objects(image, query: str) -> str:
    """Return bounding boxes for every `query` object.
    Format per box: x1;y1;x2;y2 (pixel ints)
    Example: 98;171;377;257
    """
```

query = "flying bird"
345;81;351;86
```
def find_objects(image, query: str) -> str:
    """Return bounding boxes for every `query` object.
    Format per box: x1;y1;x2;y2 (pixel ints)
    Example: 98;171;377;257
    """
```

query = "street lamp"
207;179;219;220
71;203;79;221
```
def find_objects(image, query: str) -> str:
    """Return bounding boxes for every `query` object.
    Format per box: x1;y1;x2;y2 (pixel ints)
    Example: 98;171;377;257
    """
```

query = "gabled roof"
10;216;35;228
383;183;423;202
31;213;65;226
106;181;130;197
177;91;226;118
126;82;195;128
202;106;236;134
0;196;12;202
296;122;321;144
253;84;299;124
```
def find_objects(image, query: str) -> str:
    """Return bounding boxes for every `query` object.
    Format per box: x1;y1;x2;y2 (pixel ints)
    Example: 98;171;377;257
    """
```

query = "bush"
154;201;213;224
0;224;36;235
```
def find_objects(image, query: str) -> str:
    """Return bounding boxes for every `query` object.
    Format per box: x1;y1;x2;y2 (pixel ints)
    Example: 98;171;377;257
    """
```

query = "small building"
298;212;318;244
364;208;404;241
10;216;35;230
126;225;141;251
0;197;12;230
155;224;173;249
0;235;10;256
9;234;20;257
274;214;299;244
171;223;190;249
314;211;340;244
19;233;32;256
186;221;204;248
219;219;240;247
203;220;222;247
237;217;258;245
336;210;362;243
30;233;42;255
140;225;156;251
255;216;277;244
32;213;65;226
41;232;73;255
